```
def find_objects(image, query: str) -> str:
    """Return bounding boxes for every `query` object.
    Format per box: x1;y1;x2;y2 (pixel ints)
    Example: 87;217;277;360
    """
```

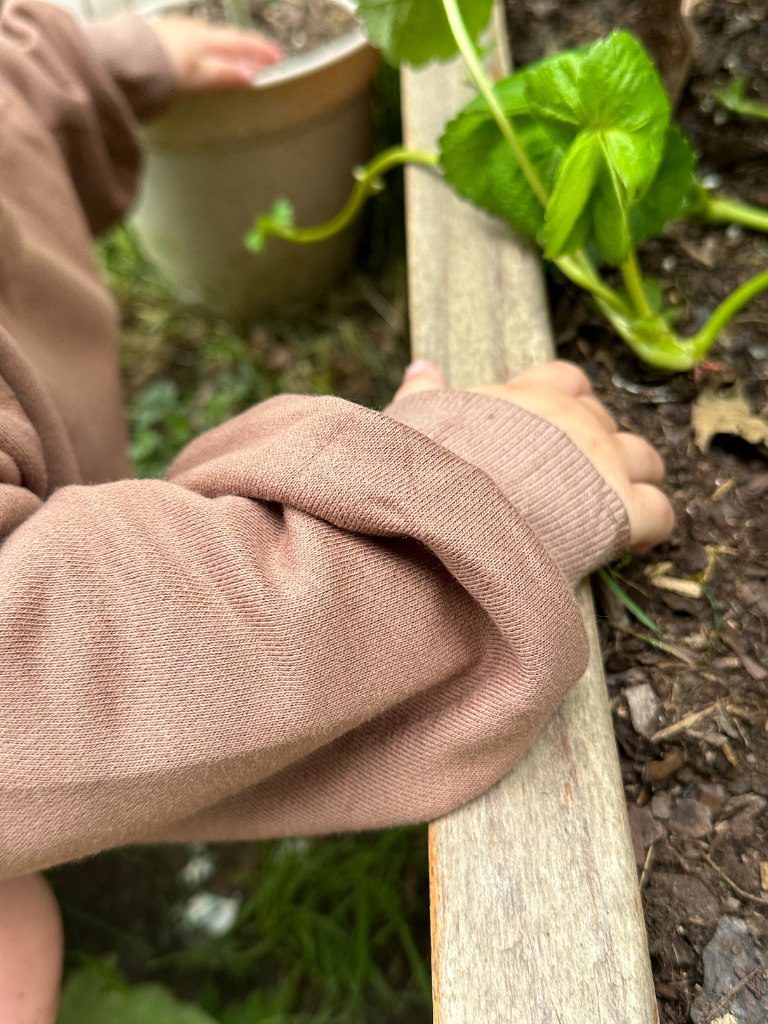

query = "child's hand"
394;358;674;554
151;17;283;94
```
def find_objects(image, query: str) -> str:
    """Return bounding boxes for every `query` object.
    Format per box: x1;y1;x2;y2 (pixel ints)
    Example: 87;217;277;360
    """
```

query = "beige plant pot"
48;0;378;317
132;17;378;316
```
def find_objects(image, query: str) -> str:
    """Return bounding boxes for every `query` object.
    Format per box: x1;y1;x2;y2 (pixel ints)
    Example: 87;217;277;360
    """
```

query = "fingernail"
404;359;441;381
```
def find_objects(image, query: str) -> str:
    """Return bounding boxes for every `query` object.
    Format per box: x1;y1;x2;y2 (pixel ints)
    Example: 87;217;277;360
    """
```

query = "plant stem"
687;191;768;234
249;147;439;248
689;266;768;359
620;248;653;319
556;252;633;318
440;0;550;206
712;78;768;122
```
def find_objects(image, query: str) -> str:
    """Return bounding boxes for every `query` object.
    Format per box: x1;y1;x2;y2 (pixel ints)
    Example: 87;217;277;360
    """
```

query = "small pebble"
672;798;713;838
696;782;727;816
651;790;672;820
731;810;757;841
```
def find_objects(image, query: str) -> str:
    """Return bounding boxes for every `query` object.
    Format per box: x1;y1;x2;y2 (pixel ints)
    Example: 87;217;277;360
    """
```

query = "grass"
52;831;431;1023
48;65;432;1023
106;225;411;479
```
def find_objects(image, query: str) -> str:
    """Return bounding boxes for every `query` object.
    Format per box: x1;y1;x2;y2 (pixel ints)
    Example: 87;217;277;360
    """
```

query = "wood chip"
651;702;721;744
721;741;738;767
625;683;662;739
710;479;735;502
651;576;703;599
642;747;685;781
644;561;673;578
639;843;656;889
761;862;768;891
721;633;768;681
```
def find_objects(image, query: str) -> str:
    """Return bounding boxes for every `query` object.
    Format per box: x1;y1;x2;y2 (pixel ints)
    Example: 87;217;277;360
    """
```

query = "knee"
0;873;63;1024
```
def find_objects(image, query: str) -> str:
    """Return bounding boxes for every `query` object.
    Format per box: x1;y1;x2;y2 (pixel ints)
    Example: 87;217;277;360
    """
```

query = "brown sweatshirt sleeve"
0;373;601;877
0;0;175;233
385;389;631;583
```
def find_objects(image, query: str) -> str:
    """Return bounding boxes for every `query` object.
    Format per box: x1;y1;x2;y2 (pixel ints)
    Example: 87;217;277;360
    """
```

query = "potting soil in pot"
168;0;359;55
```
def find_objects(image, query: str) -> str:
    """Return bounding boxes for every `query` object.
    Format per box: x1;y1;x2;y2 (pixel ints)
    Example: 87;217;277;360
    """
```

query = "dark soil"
505;0;768;1019
171;0;359;57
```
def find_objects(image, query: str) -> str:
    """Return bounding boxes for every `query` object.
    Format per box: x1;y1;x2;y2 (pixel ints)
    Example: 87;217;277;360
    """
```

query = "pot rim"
140;0;370;91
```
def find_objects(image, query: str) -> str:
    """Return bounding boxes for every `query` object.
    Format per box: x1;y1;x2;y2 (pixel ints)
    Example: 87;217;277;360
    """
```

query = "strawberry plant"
246;0;768;372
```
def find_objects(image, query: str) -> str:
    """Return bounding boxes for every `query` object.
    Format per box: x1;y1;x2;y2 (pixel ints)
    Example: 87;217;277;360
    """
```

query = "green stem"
246;147;439;250
687;191;768;234
621;248;653;319
440;0;550;207
556;251;633;318
590;265;768;371
688;267;768;359
712;79;768;122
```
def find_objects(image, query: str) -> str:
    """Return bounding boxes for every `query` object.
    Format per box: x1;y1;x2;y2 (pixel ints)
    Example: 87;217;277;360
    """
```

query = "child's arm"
0;329;667;873
0;0;171;233
0;1;672;876
0;1;280;234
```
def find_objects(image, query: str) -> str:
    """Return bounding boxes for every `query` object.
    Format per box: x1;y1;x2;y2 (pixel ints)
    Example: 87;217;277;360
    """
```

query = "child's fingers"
614;432;665;484
509;360;593;397
152;18;283;94
392;359;444;400
207;32;284;64
627;482;675;552
578;395;617;434
193;56;256;89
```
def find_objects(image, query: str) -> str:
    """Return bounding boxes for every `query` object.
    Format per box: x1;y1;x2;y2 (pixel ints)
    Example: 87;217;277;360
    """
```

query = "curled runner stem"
245;147;439;251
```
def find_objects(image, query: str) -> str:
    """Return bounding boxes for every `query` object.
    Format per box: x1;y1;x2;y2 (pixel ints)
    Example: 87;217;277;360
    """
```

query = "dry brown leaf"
692;386;768;452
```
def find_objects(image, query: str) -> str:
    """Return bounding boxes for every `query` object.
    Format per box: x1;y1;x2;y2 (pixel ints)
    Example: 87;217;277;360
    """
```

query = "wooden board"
401;13;659;1024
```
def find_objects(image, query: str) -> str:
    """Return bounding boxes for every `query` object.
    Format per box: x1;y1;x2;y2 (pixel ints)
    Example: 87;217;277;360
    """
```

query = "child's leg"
0;873;63;1024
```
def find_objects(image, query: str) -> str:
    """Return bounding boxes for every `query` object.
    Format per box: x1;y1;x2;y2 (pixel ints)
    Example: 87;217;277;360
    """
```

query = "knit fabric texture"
0;0;629;878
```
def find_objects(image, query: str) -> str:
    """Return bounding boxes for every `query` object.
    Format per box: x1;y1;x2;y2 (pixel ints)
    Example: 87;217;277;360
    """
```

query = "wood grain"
402;14;659;1023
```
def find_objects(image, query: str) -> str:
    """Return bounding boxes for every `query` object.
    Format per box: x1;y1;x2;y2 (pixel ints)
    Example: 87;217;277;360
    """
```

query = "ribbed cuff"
386;389;630;585
83;13;177;120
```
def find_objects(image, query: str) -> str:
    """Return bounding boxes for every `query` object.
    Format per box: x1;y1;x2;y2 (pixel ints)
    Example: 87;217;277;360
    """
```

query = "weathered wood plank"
402;14;659;1024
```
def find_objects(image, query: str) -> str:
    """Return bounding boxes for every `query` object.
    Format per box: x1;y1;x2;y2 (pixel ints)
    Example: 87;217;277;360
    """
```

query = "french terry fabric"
0;0;630;878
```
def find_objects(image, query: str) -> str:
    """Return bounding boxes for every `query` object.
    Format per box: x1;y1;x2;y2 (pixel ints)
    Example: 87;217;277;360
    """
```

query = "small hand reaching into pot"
152;16;283;94
395;358;674;554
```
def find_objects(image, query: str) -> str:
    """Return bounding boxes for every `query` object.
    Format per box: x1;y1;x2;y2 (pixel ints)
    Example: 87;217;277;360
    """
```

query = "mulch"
504;0;768;1018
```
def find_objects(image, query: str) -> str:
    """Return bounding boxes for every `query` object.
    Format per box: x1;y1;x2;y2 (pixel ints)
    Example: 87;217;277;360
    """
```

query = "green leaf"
441;115;569;241
356;0;494;66
578;32;669;137
591;153;631;265
57;962;217;1024
244;198;295;253
440;31;677;265
525;31;670;264
630;127;697;243
440;73;572;240
459;71;531;119
523;49;586;128
541;131;601;258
